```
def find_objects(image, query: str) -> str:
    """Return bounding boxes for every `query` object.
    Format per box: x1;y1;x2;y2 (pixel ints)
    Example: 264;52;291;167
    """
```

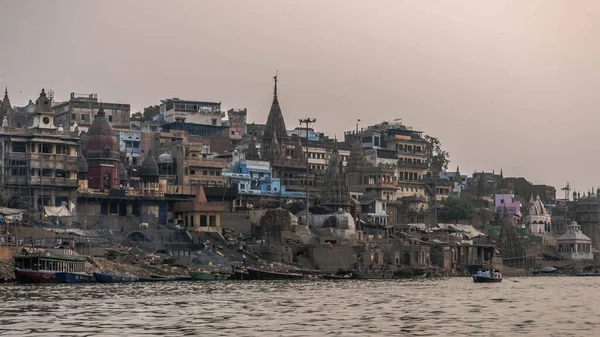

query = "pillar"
126;204;133;216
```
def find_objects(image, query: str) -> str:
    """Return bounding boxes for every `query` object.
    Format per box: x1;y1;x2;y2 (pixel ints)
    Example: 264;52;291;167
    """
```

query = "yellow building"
173;186;225;232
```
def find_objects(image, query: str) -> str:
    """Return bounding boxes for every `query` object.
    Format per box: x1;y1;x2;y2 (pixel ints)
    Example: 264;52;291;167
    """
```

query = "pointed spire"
271;129;281;160
97;103;105;117
3;87;7;99
273;71;278;102
500;168;503;179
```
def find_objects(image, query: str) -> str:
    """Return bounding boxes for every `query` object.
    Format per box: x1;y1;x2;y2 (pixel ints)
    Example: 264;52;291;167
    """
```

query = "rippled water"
1;277;599;336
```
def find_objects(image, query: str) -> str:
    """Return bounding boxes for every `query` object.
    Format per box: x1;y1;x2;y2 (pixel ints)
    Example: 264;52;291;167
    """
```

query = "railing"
398;161;428;169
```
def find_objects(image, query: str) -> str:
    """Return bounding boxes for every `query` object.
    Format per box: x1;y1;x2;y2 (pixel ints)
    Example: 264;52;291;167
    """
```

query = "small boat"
14;268;57;283
351;271;394;279
56;272;95;283
189;270;230;281
323;274;352;280
472;275;502;283
93;272;139;283
231;266;305;280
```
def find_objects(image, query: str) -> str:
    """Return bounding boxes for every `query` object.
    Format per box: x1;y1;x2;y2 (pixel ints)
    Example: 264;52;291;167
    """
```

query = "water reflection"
1;278;599;336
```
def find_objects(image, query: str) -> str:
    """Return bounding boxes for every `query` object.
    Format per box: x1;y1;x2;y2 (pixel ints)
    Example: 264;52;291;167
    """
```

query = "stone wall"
308;244;357;273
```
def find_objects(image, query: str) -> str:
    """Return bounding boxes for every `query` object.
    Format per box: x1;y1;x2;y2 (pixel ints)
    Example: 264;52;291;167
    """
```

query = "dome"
86;106;119;160
558;221;591;242
140;153;159;181
157;153;173;164
119;162;128;181
528;195;547;216
78;153;88;174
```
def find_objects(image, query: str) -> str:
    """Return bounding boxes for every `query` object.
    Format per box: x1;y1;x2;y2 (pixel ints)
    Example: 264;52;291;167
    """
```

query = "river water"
0;277;598;336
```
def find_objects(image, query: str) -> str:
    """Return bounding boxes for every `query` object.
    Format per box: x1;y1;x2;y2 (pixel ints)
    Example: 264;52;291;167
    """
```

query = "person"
242;254;246;265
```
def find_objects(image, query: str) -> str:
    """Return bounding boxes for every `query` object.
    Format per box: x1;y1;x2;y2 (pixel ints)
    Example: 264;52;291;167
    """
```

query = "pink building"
495;193;522;221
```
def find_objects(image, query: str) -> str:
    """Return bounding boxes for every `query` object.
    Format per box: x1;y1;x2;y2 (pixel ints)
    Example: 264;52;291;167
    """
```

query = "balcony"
30;177;79;188
398;161;428;169
186;157;228;169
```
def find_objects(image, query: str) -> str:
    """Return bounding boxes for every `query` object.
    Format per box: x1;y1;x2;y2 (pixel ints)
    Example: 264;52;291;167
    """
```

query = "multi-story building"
53;92;131;132
0;89;80;214
227;108;247;141
223;160;305;209
159;98;223;125
119;130;141;165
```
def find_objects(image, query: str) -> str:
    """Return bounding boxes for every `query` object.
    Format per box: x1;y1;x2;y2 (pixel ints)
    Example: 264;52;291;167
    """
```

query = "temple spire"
273;71;279;102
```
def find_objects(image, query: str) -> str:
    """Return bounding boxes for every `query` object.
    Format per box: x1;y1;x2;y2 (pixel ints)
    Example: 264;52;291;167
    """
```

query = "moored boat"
231;266;305;280
13;252;89;284
323;273;352;280
189;270;230;281
93;272;139;283
56;272;95;283
14;268;57;283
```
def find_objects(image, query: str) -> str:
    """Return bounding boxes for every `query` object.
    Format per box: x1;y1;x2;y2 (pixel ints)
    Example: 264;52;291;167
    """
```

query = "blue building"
119;130;141;165
223;160;305;207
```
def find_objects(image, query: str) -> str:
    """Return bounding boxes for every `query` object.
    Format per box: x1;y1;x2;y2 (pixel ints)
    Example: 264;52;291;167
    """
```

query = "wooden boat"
351;271;394;279
231;266;305;280
14;268;57;283
93;272;139;283
323;274;352;280
13;253;88;284
56;272;95;283
189;270;230;281
472;275;502;283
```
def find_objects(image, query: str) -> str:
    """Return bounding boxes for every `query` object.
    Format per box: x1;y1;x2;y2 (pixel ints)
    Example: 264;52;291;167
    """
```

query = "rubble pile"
256;209;293;239
0;261;15;282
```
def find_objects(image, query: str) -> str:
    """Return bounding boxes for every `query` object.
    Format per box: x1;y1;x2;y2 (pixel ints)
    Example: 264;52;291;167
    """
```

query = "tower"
31;89;56;129
85;104;120;190
262;74;289;160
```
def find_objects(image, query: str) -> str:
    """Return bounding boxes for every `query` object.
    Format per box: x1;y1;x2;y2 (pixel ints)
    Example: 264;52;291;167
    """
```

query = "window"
216;171;221;176
71;113;76;121
209;215;216;226
211;119;217;125
42;169;53;177
40;143;52;154
108;115;113;122
81;114;85;121
55;169;66;178
190;169;196;175
56;145;67;155
231;131;235;135
12;143;26;153
202;170;208;175
10;160;27;176
200;215;207;226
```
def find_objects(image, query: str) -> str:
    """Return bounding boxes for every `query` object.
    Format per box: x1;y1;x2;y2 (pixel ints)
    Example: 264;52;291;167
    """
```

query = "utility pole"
299;118;316;227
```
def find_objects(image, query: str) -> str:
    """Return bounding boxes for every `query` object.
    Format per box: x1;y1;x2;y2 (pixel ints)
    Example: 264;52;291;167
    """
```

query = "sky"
1;0;599;196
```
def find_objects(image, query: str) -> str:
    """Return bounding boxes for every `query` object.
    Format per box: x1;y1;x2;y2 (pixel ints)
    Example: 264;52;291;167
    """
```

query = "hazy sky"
1;0;599;196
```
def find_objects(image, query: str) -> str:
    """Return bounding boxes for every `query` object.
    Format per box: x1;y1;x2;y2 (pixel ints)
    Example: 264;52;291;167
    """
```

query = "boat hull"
189;271;230;281
14;269;57;283
473;275;502;283
56;272;95;283
231;268;305;280
93;272;139;283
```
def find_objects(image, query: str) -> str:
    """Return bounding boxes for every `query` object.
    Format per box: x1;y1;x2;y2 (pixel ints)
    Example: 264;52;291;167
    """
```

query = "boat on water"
93;272;139;283
189;270;230;281
55;272;95;283
323;273;352;280
231;266;305;280
13;252;89;284
472;269;503;283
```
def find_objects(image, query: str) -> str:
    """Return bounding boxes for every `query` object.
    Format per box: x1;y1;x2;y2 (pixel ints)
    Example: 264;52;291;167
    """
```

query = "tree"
142;105;160;121
131;111;143;121
439;196;476;223
424;135;450;175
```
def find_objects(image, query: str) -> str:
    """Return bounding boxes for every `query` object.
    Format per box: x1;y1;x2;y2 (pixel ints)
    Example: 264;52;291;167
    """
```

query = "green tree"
424;135;450;175
131;111;143;121
142;105;160;121
439;196;476;223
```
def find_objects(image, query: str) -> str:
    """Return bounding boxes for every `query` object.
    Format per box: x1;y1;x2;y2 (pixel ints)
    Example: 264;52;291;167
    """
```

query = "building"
227;108;247;141
119;130;141;165
494;193;522;220
159;98;223;125
173;186;225;232
0;89;80;214
556;221;593;260
524;195;552;234
223;159;305;209
53;93;130;132
570;193;600;248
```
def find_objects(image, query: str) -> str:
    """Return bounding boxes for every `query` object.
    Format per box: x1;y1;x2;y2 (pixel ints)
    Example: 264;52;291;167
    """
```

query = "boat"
351;271;394;279
13;253;89;284
231;266;305;280
472;275;503;283
189;270;230;281
14;268;57;283
93;272;139;283
323;273;352;280
56;272;95;283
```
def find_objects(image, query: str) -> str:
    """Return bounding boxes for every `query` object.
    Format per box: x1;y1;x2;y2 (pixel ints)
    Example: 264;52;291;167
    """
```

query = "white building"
557;222;593;260
525;195;552;234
